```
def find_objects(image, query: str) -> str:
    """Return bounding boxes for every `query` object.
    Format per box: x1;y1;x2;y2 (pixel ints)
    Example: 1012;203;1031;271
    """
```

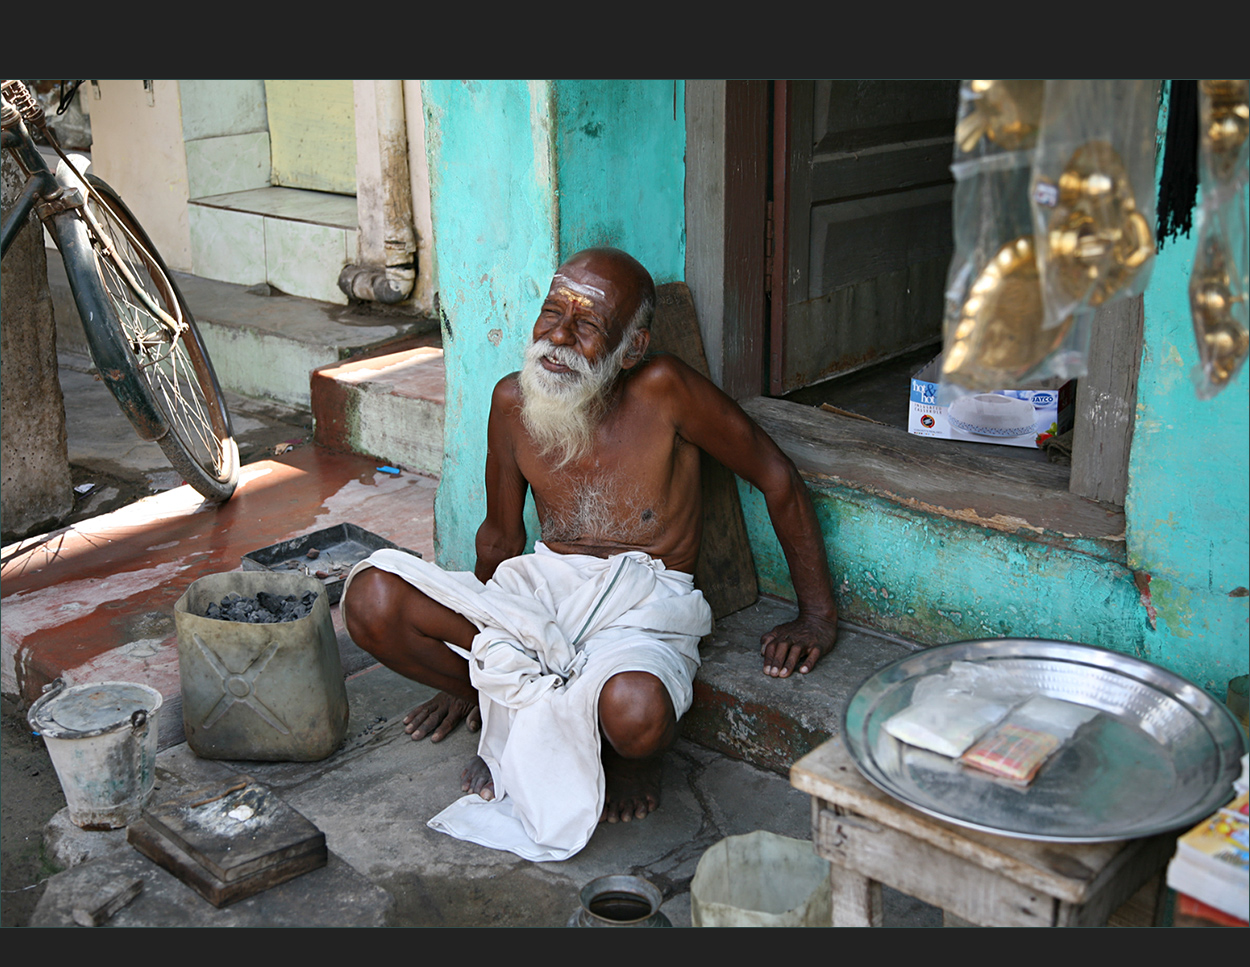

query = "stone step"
310;342;445;477
46;256;436;410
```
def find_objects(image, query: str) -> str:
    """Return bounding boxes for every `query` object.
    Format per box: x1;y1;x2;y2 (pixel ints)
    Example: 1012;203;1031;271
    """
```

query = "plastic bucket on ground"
690;830;832;927
174;570;348;761
27;679;162;829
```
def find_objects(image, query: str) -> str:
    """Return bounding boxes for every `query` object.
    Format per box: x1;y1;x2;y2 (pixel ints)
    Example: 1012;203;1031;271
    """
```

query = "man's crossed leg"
343;566;674;822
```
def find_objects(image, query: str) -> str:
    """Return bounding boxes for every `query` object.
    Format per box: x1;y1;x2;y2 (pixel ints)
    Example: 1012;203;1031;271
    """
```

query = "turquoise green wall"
424;80;686;571
423;80;559;571
554;81;686;283
1125;152;1249;692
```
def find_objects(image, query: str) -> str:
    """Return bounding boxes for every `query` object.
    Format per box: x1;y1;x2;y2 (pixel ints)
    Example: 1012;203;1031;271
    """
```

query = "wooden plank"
684;80;727;390
1058;836;1178;927
70;874;143;927
792;737;1128;903
809;139;955;202
781;261;947;390
745;396;1127;546
816;806;1056;927
722;80;770;400
1070;296;1144;505
830;864;884;927
128;818;327;908
944;896;1167;928
1106;872;1167;927
141;776;325;883
650;282;758;619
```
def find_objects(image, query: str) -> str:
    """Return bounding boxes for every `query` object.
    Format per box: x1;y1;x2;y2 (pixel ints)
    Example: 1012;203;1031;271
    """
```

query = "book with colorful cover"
1177;794;1250;881
1177;891;1248;927
1167;856;1249;922
1166;791;1250;921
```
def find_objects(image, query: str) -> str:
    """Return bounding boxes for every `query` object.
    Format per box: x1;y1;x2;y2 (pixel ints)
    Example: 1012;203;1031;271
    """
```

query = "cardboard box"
908;355;1076;449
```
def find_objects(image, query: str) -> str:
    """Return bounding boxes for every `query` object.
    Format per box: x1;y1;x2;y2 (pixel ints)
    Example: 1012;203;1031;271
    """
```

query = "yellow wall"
264;80;356;195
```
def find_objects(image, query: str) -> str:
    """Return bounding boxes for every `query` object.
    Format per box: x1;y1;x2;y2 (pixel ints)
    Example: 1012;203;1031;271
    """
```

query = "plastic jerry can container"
174;571;349;761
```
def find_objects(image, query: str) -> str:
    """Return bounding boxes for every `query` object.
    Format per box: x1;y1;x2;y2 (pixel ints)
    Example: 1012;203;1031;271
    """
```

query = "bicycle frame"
2;98;168;441
2;95;185;335
0;129;59;258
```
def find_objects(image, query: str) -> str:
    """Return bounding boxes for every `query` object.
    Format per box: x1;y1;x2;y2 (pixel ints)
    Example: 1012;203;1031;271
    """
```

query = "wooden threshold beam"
744;397;1127;557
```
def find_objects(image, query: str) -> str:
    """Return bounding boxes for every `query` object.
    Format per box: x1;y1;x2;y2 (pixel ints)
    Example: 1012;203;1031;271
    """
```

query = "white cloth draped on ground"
346;542;712;862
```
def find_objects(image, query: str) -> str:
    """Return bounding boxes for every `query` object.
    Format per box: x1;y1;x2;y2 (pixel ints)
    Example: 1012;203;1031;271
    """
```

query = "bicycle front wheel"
79;175;239;502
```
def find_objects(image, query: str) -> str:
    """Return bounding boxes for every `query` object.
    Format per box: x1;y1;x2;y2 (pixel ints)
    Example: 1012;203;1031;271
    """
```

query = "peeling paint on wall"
1133;571;1157;630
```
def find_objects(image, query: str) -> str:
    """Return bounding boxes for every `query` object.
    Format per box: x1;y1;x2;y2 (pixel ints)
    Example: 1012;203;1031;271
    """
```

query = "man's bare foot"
600;747;662;823
403;691;481;742
461;755;495;801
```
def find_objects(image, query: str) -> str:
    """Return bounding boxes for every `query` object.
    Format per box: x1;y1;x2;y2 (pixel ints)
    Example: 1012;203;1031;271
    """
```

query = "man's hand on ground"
404;691;481;742
760;613;838;678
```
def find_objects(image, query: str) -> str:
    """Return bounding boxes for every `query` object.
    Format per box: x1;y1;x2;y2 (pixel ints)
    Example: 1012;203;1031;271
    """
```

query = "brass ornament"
942;235;1074;389
1043;141;1154;307
955;80;1045;154
1201;79;1250;183
1190;229;1249;388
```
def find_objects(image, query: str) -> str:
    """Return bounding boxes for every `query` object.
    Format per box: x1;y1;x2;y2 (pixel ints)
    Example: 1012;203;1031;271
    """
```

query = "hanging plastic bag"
939;80;1092;397
1029;80;1160;331
1190;79;1249;398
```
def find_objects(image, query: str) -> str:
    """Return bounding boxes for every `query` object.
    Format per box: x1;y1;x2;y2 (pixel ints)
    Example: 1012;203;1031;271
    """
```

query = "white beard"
518;336;632;469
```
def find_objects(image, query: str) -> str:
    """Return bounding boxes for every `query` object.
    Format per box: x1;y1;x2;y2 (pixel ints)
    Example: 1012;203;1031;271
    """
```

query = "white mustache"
527;339;592;375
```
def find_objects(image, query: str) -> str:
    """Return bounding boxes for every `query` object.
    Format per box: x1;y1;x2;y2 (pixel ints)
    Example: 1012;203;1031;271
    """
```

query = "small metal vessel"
567;874;671;927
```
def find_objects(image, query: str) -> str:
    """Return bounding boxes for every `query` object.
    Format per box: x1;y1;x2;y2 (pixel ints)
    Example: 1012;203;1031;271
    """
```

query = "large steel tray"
843;639;1246;842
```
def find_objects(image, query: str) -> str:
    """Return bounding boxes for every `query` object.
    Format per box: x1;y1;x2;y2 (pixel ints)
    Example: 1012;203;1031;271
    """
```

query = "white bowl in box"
947;394;1037;438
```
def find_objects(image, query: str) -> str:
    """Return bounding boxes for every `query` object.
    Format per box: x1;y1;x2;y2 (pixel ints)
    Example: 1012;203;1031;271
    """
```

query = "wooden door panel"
773;80;959;395
813;80;962;153
782;259;950;389
809;183;952;296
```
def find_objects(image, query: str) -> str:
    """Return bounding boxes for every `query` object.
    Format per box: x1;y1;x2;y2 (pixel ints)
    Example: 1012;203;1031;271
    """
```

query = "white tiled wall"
179;80;356;305
184;132;271;199
188;206;266;287
265;217;356;305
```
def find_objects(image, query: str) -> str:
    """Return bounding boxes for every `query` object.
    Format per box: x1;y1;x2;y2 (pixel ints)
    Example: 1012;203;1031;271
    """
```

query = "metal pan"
843;639;1246;842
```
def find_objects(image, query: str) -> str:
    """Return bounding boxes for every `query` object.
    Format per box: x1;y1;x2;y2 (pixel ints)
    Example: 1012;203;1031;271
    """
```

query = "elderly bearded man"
343;248;837;860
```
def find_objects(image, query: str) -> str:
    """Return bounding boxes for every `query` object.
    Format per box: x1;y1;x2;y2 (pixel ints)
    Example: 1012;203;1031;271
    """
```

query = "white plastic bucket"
691;830;832;927
27;679;162;829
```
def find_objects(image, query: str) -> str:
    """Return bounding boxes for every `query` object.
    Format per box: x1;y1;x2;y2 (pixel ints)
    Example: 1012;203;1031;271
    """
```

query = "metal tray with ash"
241;522;419;604
127;774;326;907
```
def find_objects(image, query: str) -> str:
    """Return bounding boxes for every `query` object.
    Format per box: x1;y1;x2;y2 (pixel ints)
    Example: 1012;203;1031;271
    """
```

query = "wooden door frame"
719;79;773;401
768;79;791;398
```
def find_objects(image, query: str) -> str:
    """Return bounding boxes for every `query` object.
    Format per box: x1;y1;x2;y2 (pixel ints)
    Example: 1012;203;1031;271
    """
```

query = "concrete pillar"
421;79;559;571
1;151;74;541
420;80;686;570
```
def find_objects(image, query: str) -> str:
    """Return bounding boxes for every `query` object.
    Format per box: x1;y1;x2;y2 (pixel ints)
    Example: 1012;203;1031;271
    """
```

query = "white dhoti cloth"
347;542;712;862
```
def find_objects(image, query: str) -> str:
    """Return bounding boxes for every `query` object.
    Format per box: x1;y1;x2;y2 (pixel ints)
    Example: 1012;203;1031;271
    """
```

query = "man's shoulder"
627;351;717;401
630;351;699;388
489;372;524;423
492;372;523;402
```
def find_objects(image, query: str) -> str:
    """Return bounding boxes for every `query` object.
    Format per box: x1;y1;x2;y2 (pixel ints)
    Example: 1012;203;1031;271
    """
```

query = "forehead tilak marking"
552;273;607;302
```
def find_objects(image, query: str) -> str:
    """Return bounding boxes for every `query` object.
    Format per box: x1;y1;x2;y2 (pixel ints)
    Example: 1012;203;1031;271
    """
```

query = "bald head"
555;248;655;335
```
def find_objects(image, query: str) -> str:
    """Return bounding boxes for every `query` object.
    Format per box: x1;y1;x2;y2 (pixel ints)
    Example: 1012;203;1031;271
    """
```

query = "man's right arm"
475;376;530;583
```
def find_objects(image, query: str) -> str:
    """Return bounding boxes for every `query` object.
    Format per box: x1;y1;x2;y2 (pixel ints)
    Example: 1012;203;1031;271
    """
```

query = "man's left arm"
657;357;838;677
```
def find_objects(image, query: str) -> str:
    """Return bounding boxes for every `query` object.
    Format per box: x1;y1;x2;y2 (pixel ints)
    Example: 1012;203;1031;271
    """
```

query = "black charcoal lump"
204;590;318;623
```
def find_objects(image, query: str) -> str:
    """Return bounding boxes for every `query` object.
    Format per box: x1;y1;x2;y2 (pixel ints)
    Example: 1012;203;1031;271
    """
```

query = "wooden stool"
791;736;1176;927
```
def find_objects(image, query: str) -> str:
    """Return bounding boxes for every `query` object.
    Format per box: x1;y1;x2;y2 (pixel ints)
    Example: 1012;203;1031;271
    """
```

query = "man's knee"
599;672;675;759
342;566;399;650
